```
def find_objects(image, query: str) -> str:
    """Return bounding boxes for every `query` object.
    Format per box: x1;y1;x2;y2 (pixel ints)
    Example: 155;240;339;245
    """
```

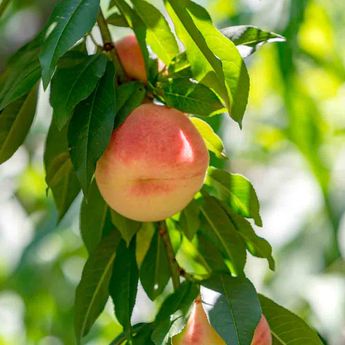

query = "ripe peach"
116;34;147;82
172;298;272;345
95;103;209;222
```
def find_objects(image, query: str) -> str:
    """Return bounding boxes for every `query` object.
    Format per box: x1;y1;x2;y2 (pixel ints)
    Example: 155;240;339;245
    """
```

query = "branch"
97;9;126;82
159;221;181;290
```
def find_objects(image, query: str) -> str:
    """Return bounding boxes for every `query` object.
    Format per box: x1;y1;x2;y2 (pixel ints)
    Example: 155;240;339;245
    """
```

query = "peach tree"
0;0;324;344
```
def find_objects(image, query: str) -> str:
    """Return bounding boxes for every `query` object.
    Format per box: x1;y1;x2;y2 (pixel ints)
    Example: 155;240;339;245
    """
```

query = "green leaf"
221;25;285;58
110;239;139;335
259;294;323;345
190;117;226;159
165;0;249;125
200;193;246;276
156;78;225;117
140;230;170;300
0;86;37;164
226;208;275;270
39;0;100;88
152;281;199;345
0;35;42;110
115;81;146;127
167;52;192;78
110;211;141;246
136;222;155;267
107;12;129;27
113;0;150;78
80;180;111;253
206;167;262;226
68;63;116;194
179;199;200;240
44;121;81;220
50;53;107;129
74;230;121;343
131;0;179;65
203;274;262;345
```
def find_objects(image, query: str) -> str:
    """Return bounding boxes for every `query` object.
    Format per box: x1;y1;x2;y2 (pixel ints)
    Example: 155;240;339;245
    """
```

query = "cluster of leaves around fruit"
0;0;324;344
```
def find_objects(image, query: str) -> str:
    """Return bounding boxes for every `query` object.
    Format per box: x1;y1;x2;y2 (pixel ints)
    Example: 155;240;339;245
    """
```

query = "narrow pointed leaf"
39;0;100;87
50;53;107;129
140;231;170;300
202;274;262;345
131;0;179;64
190;118;226;159
74;230;121;343
110;211;141;246
68;63;116;194
259;294;323;345
80;180;110;253
206;167;262;226
44;121;81;220
180;199;201;240
156;78;225;116
109;239;139;334
200;194;246;275
0;86;37;164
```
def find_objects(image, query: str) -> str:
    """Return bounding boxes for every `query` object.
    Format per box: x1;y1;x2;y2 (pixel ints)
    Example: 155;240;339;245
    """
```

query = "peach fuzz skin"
172;298;272;345
115;35;147;82
95;103;209;222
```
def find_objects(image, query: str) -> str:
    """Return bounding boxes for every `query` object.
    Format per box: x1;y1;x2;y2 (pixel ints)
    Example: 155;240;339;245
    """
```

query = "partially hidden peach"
116;34;147;82
172;298;272;345
95;103;209;222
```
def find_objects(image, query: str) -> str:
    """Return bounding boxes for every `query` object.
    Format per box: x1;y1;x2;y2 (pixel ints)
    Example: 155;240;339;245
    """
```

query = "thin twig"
96;9;126;82
159;221;181;290
0;0;11;18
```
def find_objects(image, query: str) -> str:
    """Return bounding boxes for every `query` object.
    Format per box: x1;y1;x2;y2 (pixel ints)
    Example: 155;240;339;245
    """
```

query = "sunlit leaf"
190;117;226;159
40;0;100;87
131;0;179;64
259;294;323;345
206;167;262;226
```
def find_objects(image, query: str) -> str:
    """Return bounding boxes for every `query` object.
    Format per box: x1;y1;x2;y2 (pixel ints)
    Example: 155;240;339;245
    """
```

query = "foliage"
1;0;343;344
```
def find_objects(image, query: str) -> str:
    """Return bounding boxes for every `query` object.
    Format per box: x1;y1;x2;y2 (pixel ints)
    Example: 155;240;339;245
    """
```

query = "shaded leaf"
0;35;42;110
44;121;81;220
74;230;121;343
80;180;110;253
68;63;116;194
110;210;141;246
206;167;262;226
156;78;225;116
40;0;100;87
107;12;129;27
50;53;107;129
221;25;285;58
110;239;139;334
190;117;226;159
180;199;201;240
115;81;146;127
202;274;262;345
140;230;170;300
136;222;155;267
200;193;246;276
131;0;179;64
259;294;323;345
0;86;37;164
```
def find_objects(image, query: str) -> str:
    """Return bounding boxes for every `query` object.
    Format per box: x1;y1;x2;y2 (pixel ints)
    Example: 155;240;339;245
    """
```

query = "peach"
116;34;147;82
172;298;272;345
95;103;209;222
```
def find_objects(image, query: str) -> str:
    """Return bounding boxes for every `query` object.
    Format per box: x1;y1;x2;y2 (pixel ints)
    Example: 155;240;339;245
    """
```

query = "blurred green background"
0;0;344;344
